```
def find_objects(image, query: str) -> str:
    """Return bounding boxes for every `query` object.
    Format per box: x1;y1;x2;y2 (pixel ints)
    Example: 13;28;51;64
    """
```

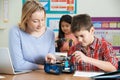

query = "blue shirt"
9;26;55;71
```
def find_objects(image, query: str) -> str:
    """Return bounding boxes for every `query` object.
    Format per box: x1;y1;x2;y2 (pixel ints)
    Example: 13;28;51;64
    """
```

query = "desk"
0;70;91;80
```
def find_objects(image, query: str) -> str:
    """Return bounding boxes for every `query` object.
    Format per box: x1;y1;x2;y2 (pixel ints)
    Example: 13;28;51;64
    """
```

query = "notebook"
0;47;32;74
92;70;120;80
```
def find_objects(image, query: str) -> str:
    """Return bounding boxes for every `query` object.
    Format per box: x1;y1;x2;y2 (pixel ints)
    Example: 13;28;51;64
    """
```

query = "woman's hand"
45;53;56;63
38;64;44;70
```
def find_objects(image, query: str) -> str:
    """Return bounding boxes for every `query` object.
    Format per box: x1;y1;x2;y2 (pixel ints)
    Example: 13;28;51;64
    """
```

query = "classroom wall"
0;0;22;47
0;0;120;47
77;0;120;17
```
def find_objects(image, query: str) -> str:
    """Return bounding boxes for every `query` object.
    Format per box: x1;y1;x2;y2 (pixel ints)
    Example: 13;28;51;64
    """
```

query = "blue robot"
44;55;75;75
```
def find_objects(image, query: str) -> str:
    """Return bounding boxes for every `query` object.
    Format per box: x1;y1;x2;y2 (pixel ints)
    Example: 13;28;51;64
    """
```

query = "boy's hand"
73;51;87;63
45;53;56;63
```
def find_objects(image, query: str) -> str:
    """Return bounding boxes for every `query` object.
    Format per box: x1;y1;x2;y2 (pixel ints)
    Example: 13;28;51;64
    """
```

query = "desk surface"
0;70;92;80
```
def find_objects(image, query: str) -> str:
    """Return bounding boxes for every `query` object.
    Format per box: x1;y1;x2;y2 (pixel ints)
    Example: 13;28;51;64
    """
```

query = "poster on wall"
22;0;77;14
47;18;60;31
94;29;120;48
92;17;120;53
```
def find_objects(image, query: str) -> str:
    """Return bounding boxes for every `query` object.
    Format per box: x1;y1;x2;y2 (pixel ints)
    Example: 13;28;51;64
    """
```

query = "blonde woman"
9;0;56;71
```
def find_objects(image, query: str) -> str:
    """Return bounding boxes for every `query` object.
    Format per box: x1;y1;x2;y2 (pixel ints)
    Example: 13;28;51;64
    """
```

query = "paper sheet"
73;71;104;77
0;75;5;79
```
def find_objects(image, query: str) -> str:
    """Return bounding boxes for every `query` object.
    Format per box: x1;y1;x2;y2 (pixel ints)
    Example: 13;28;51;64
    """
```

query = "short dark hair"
71;14;93;33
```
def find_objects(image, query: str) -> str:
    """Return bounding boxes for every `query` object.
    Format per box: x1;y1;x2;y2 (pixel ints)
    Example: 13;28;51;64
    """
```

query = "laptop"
0;47;32;74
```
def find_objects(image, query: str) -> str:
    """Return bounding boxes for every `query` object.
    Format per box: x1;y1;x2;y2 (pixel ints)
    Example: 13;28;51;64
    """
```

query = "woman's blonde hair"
19;0;46;31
